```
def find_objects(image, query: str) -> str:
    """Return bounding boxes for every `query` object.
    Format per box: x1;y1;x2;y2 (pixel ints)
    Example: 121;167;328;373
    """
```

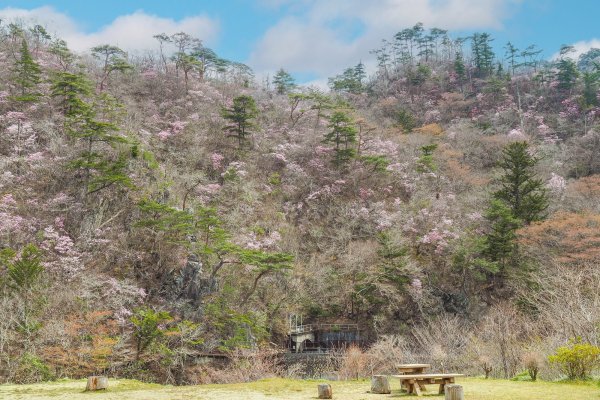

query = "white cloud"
551;39;600;61
0;6;219;53
248;0;520;79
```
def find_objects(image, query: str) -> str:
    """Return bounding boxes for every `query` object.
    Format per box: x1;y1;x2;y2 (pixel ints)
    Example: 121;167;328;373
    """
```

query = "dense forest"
1;20;599;385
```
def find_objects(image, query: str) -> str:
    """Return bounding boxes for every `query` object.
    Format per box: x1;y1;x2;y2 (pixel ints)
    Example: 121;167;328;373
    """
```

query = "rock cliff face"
175;254;218;310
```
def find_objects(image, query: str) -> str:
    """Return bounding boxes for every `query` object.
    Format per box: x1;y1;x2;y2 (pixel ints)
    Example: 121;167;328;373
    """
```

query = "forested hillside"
1;21;600;384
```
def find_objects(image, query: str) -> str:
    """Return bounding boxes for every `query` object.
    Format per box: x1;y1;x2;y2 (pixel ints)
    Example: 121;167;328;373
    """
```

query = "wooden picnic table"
396;363;431;374
391;373;464;397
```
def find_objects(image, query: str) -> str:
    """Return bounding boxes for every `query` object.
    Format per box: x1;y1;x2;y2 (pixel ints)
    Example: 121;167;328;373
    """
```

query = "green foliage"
407;64;431;93
494;141;549;224
204;293;268;351
472;32;495;77
91;44;133;90
328;63;365;94
395;109;416;133
272;68;295;94
555;46;579;92
11;39;42;103
48;39;75;70
324;110;357;166
136;199;195;241
50;71;93;117
221;95;259;148
416;143;438;173
481;200;520;273
1;244;44;292
20;353;55;382
582;65;600;108
548;339;600;380
131;307;173;359
454;52;466;83
360;155;390;172
53;83;135;194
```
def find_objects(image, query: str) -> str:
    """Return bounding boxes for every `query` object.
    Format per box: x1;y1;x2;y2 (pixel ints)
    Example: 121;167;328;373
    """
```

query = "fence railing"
289;323;359;334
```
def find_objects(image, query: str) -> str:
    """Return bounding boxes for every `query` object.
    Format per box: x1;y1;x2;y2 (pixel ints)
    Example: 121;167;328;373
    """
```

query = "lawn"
0;377;598;399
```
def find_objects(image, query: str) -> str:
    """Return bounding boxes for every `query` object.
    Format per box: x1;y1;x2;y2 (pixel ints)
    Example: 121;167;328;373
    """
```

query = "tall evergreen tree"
494;141;549;224
555;45;579;92
221;95;259;148
324;110;357;166
11;39;42;103
50;71;93;117
481;199;521;273
272;68;296;94
453;52;467;92
471;33;495;77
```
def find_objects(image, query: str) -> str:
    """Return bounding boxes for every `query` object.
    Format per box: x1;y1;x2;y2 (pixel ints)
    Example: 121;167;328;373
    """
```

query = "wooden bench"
390;373;464;396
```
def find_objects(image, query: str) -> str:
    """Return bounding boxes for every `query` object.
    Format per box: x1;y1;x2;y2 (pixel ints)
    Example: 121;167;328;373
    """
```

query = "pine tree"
221;95;259;148
324;110;357;166
354;62;366;84
11;39;42;103
555;46;579;92
472;33;495;77
494;141;549;224
272;68;295;94
481;199;520;273
50;71;93;117
454;52;466;89
91;44;133;91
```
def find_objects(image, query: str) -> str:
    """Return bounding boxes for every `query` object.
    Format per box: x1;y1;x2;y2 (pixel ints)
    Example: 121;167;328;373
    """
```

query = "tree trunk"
85;376;109;391
318;383;332;399
370;375;391;394
444;384;464;400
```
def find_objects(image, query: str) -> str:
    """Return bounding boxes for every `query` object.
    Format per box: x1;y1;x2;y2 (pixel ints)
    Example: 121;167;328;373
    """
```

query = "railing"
289;323;359;334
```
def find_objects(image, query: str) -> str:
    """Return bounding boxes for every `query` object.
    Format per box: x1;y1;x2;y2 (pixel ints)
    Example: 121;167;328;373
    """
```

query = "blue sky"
0;0;598;84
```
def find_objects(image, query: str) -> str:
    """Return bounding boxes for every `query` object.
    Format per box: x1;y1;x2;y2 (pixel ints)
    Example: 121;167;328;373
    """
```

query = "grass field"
0;377;598;399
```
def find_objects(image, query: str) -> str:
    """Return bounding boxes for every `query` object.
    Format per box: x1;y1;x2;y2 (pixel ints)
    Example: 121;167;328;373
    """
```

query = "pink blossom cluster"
271;153;288;163
559;97;580;119
0;193;17;209
0;212;25;234
420;228;459;254
157;130;171;140
49;192;73;207
507;128;526;139
359;187;375;200
26;152;45;162
306;180;346;202
5;111;26;121
210;153;225;170
315;145;333;155
42;226;75;255
364;138;398;158
114;307;132;326
141;69;158;78
245;230;282;250
170;120;186;134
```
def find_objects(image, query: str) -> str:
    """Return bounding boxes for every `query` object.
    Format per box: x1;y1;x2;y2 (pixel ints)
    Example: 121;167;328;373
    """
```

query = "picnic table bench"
390;373;464;396
395;363;431;374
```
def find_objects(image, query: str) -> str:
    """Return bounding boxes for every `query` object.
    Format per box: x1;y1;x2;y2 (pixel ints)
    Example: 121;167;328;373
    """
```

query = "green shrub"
20;353;55;382
548;339;600;380
131;307;173;359
395;109;416;133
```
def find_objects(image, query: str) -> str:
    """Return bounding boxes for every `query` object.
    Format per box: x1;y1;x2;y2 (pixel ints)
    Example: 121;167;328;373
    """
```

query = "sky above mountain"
0;0;598;85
